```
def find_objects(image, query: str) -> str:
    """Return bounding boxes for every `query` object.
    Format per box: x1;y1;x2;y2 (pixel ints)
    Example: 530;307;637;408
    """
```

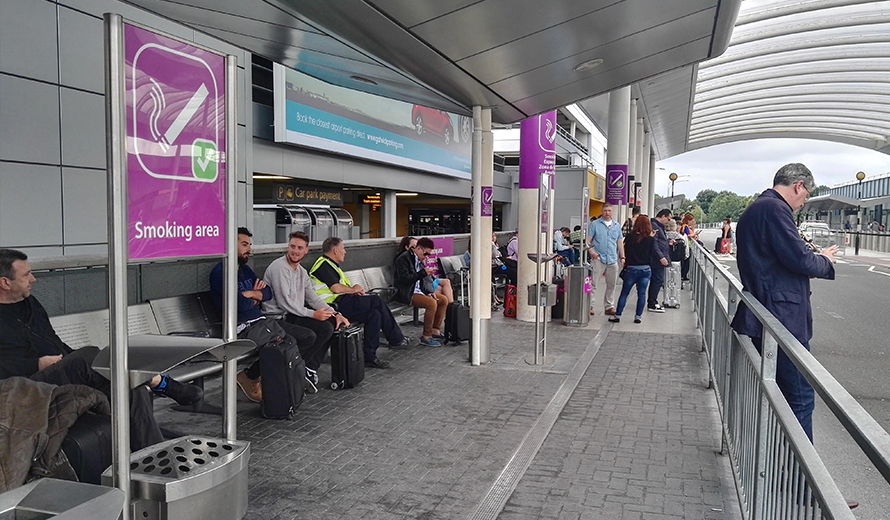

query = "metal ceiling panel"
367;0;482;28
131;0;323;33
458;2;717;86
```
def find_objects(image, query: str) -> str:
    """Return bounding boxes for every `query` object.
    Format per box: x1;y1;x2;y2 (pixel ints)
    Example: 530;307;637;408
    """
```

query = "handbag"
619;268;627;280
421;275;438;295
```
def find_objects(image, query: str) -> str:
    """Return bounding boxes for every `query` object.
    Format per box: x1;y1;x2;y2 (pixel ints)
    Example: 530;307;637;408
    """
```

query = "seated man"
209;228;333;397
393;237;448;347
308;237;409;370
260;231;348;385
553;227;576;266
0;249;202;451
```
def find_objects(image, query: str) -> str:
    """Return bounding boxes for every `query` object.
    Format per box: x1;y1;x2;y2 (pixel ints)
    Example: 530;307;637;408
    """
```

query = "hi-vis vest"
309;255;350;304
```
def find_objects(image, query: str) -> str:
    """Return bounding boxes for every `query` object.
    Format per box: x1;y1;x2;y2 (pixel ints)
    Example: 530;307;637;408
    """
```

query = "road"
698;227;890;517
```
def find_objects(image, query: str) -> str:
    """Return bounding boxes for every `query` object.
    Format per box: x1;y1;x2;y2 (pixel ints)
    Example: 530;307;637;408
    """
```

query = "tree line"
665;185;829;224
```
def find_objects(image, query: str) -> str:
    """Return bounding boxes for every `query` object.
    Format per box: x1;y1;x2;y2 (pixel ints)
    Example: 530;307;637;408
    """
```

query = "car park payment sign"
125;23;226;259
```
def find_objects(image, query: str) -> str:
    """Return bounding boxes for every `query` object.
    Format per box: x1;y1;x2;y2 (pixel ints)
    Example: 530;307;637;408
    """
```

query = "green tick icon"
192;139;218;180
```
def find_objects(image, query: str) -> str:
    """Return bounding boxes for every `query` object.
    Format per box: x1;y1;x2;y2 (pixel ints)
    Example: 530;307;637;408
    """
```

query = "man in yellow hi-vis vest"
309;237;410;369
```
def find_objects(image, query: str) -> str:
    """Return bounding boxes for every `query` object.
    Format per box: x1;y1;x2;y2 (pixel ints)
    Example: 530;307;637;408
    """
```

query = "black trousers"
681;257;691;281
282;315;335;372
30;347;164;451
647;266;666;308
334;294;405;361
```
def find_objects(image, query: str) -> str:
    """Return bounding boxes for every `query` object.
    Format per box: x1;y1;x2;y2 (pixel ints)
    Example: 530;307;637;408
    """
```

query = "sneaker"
634;318;642;324
153;374;204;406
235;371;262;403
431;333;446;340
419;337;442;347
388;337;410;350
608;316;620;323
648;305;666;313
604;308;616;315
304;376;318;394
305;367;319;386
364;358;391;369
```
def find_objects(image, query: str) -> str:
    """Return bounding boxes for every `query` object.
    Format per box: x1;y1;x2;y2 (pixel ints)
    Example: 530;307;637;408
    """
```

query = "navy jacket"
650;218;670;268
730;189;835;343
209;262;273;324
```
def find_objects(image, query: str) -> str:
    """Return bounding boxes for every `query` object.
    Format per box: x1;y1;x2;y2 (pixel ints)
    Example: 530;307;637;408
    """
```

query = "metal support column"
470;106;493;365
104;14;131;517
605;87;631;221
382;190;397;238
223;55;239;441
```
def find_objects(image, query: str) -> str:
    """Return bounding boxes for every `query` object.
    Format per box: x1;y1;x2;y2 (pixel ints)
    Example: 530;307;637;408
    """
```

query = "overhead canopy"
801;194;861;212
637;0;890;160
128;0;740;124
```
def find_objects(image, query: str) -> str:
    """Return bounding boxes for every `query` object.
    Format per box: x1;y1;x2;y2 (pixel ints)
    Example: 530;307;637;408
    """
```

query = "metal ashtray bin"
527;283;557;307
103;436;250;520
0;478;125;519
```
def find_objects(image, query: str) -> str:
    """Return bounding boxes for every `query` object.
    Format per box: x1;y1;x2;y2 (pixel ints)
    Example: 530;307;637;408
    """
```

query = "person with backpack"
609;215;655;324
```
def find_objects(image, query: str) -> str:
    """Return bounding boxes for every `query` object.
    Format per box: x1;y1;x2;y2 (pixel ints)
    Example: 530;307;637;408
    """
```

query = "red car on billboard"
412;105;453;145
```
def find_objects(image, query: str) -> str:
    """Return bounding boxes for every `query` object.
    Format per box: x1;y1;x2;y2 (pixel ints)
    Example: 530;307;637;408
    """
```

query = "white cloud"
656;138;890;200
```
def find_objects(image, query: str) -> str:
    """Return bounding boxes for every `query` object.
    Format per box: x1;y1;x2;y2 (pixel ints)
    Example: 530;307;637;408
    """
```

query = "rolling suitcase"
60;412;112;485
259;338;305;419
447;267;471;345
662;261;682;309
329;324;365;390
504;284;517;318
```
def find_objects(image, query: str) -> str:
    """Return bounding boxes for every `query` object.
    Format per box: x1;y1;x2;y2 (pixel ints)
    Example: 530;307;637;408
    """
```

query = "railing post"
753;333;778;519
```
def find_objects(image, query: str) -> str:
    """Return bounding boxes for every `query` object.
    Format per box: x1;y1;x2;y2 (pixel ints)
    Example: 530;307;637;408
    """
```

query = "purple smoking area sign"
125;23;227;259
481;186;493;217
605;165;627;205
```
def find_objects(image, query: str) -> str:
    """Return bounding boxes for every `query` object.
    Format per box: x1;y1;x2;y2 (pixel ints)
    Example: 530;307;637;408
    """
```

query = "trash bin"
563;265;592;326
0;478;125;519
527;283;557;307
103;436;250;520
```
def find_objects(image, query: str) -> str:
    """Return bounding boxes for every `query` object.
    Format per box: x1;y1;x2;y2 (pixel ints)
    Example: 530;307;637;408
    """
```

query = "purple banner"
125;24;227;259
425;236;454;277
518;111;557;189
481;186;493;217
605;165;627;205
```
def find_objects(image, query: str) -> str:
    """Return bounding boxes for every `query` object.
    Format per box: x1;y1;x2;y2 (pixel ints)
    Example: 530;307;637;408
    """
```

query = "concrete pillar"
470;107;493;365
516;111;557;322
648;150;657;217
635;118;646;215
639;131;650;215
626;100;638;225
382;190;397;238
605;87;631;225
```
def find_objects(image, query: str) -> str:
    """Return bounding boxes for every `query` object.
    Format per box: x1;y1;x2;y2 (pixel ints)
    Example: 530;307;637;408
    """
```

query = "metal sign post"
105;15;237;512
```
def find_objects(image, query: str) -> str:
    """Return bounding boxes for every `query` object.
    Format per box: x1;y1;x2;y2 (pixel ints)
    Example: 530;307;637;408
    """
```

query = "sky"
656;138;890;201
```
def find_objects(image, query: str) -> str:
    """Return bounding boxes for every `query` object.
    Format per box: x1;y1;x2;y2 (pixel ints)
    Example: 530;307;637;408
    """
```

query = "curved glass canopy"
687;0;890;154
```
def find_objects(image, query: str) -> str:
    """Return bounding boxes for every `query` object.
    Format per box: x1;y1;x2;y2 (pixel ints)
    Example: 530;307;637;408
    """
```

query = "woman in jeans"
609;215;655;324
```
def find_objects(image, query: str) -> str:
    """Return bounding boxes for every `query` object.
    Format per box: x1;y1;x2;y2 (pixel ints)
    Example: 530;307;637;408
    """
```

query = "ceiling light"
253;174;293;180
573;58;603;72
350;75;378;85
396;192;418;197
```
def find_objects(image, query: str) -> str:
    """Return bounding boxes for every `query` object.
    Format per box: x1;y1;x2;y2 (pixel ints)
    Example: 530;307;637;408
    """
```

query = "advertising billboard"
273;65;471;179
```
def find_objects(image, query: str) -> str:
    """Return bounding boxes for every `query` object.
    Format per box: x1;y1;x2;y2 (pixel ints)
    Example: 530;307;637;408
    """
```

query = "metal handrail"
690;239;890;518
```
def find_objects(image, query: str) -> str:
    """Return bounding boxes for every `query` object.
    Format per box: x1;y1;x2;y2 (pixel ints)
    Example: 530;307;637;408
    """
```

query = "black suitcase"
60;412;112;485
259;339;305;419
329;324;365;390
551;278;565;320
446;267;471;346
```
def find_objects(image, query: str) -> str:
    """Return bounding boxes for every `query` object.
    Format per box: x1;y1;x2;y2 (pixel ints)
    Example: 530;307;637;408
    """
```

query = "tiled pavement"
154;299;741;519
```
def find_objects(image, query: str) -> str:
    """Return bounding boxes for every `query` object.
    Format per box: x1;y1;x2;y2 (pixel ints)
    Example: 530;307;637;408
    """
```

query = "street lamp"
855;171;865;255
669;172;678;211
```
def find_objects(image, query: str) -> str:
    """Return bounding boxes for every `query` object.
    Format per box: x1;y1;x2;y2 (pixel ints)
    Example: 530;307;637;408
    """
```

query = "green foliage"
810;185;830;197
694;189;719;214
675;200;705;223
706;192;753;222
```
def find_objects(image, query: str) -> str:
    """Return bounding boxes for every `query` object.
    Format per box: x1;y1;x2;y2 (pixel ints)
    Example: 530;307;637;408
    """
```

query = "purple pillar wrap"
605;165;627;205
519;111;557;189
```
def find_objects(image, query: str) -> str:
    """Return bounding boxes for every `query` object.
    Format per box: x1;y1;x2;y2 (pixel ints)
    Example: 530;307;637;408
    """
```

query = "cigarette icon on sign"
162;84;208;149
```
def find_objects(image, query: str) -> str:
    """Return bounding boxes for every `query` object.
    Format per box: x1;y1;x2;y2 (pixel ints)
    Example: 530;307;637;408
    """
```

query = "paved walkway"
156;290;741;519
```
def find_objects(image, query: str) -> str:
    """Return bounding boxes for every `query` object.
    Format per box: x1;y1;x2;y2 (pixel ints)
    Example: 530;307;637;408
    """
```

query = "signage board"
125;23;227;259
273;183;343;206
605;165;627;205
425;237;454;277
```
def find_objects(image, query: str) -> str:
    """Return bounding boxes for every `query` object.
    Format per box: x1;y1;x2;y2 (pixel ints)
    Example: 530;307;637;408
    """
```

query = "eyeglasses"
801;182;812;199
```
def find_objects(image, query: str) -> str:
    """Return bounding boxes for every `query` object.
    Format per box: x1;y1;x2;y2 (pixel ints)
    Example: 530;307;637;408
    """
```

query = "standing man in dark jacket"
0;249;201;451
730;163;838;441
647;209;672;312
393;237;447;347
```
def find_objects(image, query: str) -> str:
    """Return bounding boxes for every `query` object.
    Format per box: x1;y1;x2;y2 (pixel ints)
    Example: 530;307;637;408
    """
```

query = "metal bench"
361;265;418;324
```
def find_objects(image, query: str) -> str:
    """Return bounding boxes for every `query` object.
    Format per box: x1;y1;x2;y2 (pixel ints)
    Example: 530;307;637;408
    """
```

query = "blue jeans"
556;248;576;266
752;337;815;442
615;266;651;319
